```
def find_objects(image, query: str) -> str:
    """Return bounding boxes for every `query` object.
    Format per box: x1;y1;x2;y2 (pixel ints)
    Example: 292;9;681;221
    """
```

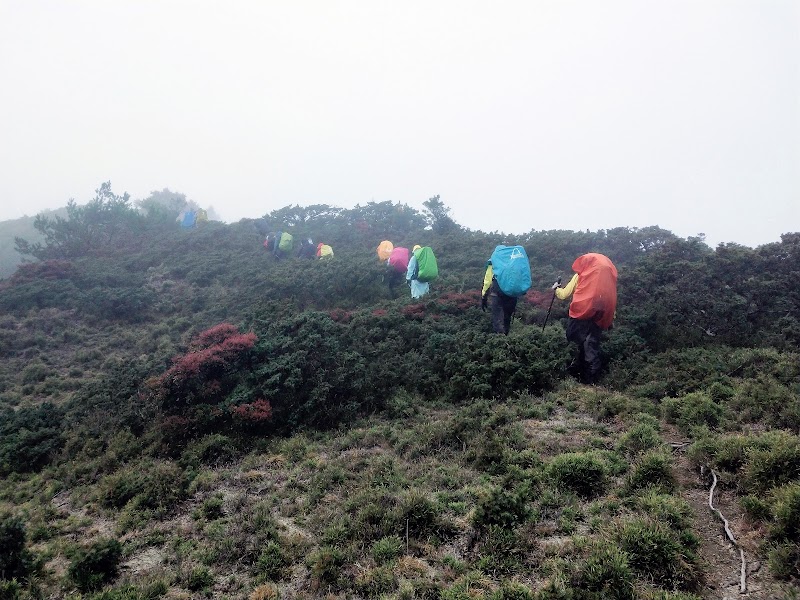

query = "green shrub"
576;542;635;600
198;494;225;520
0;580;22;600
615;518;700;590
186;566;214;591
488;582;535;600
0;512;30;580
473;481;533;530
770;483;800;542
256;541;288;581
617;423;662;457
99;460;188;513
21;362;50;384
179;434;240;469
633;490;693;530
622;452;675;495
307;546;344;589
767;542;800;580
371;535;403;564
743;436;800;494
354;565;396;596
662;392;724;435
397;491;452;542
475;525;525;574
546;452;608;498
89;580;168;599
68;538;123;592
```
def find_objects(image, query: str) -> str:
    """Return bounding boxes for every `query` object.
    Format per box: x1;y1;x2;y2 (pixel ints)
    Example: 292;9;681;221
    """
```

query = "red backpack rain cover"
569;253;618;330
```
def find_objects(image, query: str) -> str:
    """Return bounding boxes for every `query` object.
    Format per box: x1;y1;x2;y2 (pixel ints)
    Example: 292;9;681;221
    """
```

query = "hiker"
297;238;316;259
406;245;430;299
385;246;410;296
270;231;293;259
481;245;532;334
552;252;618;384
316;243;334;259
481;260;517;334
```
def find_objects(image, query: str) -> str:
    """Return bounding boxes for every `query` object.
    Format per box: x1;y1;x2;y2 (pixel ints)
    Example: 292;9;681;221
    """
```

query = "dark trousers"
489;282;517;335
566;318;602;383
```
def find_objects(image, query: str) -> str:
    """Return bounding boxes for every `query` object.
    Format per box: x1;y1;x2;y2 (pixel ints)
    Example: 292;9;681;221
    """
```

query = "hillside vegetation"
0;185;798;599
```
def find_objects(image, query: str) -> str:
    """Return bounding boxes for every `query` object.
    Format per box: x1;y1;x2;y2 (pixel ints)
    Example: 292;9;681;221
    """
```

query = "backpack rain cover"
490;245;532;297
414;247;439;282
388;247;410;273
569;253;618;329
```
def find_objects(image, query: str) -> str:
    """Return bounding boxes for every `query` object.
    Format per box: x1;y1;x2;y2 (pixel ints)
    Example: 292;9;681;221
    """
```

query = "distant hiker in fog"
552;252;617;384
316;243;334;258
297;238;316;258
406;245;435;299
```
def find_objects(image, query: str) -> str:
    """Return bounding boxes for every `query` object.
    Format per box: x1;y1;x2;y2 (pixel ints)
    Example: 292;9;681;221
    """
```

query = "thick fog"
0;0;797;247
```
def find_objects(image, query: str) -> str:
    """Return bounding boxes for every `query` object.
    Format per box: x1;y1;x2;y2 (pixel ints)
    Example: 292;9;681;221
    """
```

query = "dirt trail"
669;432;788;599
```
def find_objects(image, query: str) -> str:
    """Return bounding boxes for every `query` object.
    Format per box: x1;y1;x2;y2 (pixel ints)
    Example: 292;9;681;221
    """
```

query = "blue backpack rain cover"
490;245;532;297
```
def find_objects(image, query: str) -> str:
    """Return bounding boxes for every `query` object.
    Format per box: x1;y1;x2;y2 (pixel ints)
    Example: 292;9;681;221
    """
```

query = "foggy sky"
1;0;797;248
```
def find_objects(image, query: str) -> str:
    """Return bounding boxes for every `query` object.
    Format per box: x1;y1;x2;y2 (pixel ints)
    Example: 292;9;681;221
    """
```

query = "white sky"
1;0;798;247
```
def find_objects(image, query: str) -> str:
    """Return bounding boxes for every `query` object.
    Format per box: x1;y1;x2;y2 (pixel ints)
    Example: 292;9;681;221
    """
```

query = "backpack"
388;247;410;273
377;240;393;261
278;232;293;252
490;245;531;297
414;246;438;282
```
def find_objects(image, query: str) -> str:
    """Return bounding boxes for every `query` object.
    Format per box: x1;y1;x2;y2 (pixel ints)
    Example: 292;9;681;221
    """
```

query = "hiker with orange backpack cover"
551;253;617;384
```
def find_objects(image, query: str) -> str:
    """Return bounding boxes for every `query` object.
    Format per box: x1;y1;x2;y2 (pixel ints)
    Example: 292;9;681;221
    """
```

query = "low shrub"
372;535;403;564
546;452;608;499
617;423;662;457
743;436;800;494
256;541;288;581
354;565;396;596
615;518;700;590
89;580;168;599
488;582;535;600
473;480;534;531
575;542;635;600
307;546;344;589
766;483;800;579
186;565;214;591
99;460;188;515
68;538;123;592
633;490;693;530
662;392;725;435
622;452;675;495
0;513;31;580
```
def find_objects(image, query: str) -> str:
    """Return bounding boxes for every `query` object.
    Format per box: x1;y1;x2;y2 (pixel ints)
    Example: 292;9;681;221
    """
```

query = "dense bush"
0;513;31;581
99;460;188;514
0;403;63;475
575;542;635;600
546;452;608;499
622;452;676;496
615;518;700;590
67;537;123;592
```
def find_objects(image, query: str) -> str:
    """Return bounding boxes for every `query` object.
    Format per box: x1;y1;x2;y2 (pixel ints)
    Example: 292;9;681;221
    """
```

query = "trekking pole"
542;277;561;332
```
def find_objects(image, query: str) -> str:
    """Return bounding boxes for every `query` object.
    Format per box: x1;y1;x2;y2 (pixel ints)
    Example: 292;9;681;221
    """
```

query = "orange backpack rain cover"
569;253;618;330
377;240;393;262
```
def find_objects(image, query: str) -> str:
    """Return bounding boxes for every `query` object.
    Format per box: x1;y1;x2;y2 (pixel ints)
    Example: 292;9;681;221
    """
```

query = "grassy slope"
1;217;799;599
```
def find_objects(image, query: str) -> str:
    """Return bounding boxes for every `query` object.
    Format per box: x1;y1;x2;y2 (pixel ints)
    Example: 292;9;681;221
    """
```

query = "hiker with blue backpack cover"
481;245;532;334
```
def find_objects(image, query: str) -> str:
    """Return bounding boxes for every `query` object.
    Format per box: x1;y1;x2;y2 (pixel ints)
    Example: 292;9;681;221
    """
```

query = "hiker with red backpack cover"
551;252;618;384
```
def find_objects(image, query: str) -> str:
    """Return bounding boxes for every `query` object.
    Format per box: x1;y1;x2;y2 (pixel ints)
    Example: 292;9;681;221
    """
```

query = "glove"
481;295;488;312
551;281;560;290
